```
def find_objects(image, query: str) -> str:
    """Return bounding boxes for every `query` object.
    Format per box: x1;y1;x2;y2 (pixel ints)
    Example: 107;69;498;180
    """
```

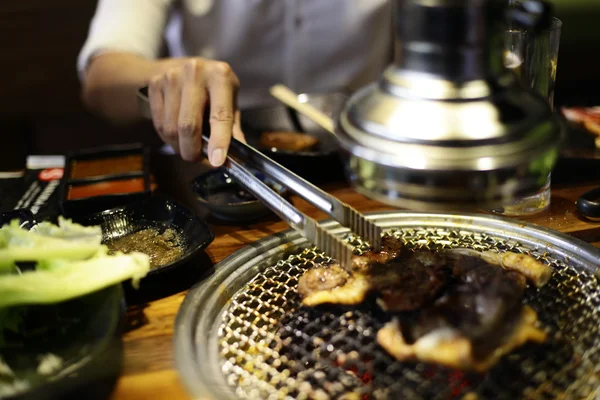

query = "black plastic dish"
191;167;289;223
64;143;150;184
76;196;215;277
60;177;151;219
0;211;124;400
59;144;152;219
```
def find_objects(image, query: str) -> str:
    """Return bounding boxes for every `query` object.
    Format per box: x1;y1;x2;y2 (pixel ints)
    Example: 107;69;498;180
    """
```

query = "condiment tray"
60;144;152;218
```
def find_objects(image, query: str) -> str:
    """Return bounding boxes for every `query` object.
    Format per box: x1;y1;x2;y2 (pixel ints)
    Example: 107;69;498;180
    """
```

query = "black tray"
60;144;152;218
64;143;150;184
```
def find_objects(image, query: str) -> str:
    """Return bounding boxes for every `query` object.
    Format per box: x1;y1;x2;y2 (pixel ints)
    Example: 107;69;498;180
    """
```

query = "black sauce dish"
0;211;124;400
76;196;215;279
191;167;289;224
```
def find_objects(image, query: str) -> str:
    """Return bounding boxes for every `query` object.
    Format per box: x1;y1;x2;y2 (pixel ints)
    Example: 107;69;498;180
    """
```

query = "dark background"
0;0;599;171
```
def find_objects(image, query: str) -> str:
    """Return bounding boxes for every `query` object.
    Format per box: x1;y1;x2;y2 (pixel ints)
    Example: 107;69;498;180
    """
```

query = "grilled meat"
299;235;404;306
445;248;552;287
299;236;449;310
377;251;448;312
350;235;404;274
377;306;546;373
298;235;551;372
297;264;349;298
300;275;371;306
376;255;547;372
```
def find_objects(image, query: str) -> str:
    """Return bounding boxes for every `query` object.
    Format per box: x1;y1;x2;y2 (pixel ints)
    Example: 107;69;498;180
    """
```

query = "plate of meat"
174;211;600;400
240;92;347;184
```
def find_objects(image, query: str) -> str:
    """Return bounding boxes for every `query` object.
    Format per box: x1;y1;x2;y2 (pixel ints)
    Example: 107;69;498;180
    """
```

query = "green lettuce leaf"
0;219;102;268
0;218;150;309
34;217;102;243
0;251;150;308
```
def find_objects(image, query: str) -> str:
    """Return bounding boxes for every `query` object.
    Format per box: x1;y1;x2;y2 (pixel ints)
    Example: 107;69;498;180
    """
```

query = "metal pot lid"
336;0;562;178
336;69;563;172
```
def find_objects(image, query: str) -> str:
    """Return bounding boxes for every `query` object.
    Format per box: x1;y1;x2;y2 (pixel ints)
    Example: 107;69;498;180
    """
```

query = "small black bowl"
76;196;214;277
191;167;289;223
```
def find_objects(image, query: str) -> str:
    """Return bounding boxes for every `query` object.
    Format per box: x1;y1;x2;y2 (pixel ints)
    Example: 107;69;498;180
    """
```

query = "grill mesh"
218;229;600;399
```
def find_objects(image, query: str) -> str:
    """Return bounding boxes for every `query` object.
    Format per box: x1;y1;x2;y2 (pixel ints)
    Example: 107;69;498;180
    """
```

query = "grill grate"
218;229;600;400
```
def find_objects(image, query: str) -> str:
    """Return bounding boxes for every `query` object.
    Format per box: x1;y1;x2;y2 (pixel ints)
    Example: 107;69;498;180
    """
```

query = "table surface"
110;158;600;400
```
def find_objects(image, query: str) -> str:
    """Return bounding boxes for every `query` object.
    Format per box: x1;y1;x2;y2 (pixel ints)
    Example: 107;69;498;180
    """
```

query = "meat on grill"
297;235;552;371
298;236;449;311
444;248;552;288
377;306;546;373
376;255;548;372
298;236;552;371
350;235;404;274
376;251;448;312
297;263;349;298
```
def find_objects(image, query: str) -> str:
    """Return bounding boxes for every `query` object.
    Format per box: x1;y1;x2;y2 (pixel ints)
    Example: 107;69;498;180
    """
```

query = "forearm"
81;53;181;125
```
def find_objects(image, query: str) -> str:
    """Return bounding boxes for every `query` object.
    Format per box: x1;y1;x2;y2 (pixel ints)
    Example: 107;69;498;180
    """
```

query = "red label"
38;168;64;182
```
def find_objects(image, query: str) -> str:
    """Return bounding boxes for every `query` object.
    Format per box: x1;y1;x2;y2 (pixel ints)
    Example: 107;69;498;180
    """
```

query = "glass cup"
492;17;562;216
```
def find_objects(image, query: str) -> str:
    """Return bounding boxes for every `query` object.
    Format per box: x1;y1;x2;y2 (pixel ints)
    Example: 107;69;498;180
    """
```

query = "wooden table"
111;157;600;400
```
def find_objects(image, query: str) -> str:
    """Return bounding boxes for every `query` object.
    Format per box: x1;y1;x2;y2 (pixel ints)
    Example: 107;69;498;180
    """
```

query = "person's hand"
148;57;245;166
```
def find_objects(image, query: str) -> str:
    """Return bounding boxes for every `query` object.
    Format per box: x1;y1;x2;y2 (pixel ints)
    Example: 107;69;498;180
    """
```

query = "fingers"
232;110;246;143
148;77;177;151
162;70;182;154
206;62;238;167
147;59;240;166
178;60;207;162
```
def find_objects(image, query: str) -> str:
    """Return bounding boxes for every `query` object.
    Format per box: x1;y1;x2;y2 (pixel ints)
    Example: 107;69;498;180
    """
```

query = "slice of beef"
350;235;404;274
376;251;450;312
298;263;349;298
407;256;528;360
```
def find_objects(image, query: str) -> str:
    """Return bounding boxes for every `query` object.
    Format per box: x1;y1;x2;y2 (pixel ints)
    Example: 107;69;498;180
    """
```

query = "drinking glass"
492;16;562;216
505;17;562;109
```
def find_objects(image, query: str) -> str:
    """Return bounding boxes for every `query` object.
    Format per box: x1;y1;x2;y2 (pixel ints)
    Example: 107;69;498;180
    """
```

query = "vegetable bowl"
0;213;151;399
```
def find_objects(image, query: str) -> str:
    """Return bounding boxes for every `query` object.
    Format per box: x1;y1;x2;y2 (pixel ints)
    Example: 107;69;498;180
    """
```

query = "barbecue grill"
174;212;600;400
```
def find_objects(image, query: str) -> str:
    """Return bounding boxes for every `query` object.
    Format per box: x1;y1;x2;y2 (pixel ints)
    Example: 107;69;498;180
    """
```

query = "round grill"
174;212;600;400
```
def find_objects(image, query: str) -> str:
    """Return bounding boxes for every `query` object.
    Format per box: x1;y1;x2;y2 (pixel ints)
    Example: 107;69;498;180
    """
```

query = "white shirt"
77;0;393;109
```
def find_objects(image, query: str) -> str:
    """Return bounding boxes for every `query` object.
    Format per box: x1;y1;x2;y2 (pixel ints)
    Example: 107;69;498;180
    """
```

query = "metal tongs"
137;88;382;269
225;137;382;264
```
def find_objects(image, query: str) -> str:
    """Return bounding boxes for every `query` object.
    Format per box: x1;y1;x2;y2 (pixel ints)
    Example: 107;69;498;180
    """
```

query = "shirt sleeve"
77;0;175;81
